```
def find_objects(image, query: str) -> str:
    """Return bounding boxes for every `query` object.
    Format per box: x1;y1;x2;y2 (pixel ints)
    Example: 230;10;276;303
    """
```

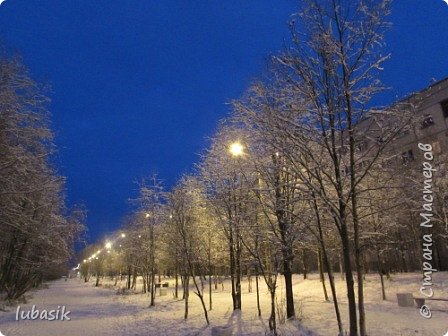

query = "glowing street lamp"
145;213;150;219
121;233;126;238
229;142;244;157
105;242;112;250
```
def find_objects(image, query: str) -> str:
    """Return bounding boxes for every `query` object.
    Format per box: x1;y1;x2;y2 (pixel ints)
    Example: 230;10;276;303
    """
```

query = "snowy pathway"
1;274;447;336
0;279;144;336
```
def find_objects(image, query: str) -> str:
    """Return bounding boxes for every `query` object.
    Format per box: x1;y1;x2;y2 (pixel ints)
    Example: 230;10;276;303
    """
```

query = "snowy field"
0;272;447;336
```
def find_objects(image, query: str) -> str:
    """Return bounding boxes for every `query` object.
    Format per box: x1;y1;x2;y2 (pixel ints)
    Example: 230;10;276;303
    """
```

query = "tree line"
0;52;85;301
80;0;448;335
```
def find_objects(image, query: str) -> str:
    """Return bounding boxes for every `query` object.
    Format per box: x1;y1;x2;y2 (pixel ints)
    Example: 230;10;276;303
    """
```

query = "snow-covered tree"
0;54;85;300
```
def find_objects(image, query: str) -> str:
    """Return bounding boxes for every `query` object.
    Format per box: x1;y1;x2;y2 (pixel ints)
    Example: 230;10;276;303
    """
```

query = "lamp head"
229;142;244;157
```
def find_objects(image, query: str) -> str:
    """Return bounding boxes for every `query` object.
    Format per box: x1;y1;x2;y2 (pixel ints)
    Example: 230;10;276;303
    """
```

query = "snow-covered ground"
0;272;447;336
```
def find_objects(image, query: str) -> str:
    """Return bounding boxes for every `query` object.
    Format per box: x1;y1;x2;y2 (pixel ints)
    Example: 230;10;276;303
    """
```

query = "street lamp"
226;141;245;310
229;142;244;157
105;242;112;249
121;233;126;238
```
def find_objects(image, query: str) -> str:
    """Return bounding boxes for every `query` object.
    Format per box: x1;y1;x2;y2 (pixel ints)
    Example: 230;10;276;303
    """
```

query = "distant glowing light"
121;233;126;238
105;242;112;249
229;142;244;157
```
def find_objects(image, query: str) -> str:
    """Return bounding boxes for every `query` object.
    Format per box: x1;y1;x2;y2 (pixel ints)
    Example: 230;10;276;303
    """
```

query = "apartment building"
388;77;448;164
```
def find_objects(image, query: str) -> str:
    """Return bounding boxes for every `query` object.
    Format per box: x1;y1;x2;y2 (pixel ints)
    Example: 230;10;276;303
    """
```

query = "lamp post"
227;141;244;310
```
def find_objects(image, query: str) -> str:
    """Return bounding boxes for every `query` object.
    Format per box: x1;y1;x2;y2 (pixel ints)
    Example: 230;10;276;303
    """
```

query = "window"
441;99;448;118
401;149;414;165
375;136;384;145
397;129;410;139
421;114;434;129
381;158;394;168
356;141;366;152
344;166;351;176
339;146;348;155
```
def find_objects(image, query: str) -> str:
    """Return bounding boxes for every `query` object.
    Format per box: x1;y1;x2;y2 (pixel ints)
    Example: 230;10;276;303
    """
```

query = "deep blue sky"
1;1;447;242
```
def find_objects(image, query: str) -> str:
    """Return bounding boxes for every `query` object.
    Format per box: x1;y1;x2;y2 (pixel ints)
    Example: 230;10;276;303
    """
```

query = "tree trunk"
355;251;366;336
184;275;189;319
209;270;213;311
269;288;277;336
352;190;366;336
150;270;156;306
175;270;179;299
339;253;345;280
255;269;261;317
302;249;308;280
229;222;238;310
340;216;358;336
127;267;131;289
312;194;343;334
235;233;242;310
377;251;386;300
189;265;210;325
318;248;329;301
142;273;147;293
283;259;295;319
131;269;137;290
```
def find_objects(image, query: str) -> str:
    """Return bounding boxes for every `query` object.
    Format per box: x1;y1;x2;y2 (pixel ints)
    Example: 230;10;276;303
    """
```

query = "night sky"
1;1;447;242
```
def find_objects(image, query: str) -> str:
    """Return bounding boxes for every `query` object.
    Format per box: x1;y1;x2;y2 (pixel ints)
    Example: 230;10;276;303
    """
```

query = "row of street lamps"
80;141;244;265
82;232;126;263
